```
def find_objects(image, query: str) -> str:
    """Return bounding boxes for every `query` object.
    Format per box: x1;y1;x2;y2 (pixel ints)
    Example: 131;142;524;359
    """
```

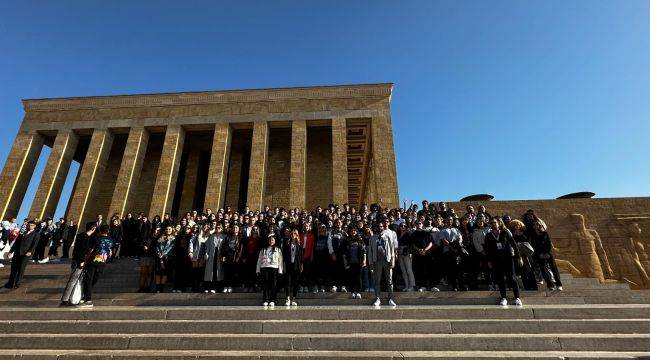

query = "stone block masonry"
0;83;399;221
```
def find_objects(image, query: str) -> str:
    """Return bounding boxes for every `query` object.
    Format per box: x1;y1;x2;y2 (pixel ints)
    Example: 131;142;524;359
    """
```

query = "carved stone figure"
622;222;650;287
555;214;613;282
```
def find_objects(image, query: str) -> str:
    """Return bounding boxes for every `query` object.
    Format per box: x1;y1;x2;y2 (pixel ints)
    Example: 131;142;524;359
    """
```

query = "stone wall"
446;197;650;288
306;126;333;209
129;134;164;216
263;128;291;209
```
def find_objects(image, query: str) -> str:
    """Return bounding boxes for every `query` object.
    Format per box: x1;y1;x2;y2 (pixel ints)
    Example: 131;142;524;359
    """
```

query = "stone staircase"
1;258;650;359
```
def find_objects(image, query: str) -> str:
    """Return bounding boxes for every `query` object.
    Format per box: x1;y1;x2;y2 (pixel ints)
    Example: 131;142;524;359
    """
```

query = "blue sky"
1;1;649;220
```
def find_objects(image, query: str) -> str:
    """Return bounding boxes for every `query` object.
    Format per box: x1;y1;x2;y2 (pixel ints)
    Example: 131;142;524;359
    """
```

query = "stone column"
29;129;79;220
178;148;200;214
331;117;349;205
371;114;399;208
66;128;114;225
288;120;307;209
109;126;149;217
149;125;185;217
246;121;269;210
0;131;44;220
204;123;231;211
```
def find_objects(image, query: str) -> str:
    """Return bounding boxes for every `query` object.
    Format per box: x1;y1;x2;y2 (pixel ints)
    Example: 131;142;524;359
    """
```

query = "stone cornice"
22;83;393;112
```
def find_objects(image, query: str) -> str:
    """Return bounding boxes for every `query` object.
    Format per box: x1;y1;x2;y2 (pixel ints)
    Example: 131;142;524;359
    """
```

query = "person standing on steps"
484;217;523;307
282;229;303;306
257;232;284;307
79;224;114;307
61;222;96;306
4;220;39;289
368;220;397;307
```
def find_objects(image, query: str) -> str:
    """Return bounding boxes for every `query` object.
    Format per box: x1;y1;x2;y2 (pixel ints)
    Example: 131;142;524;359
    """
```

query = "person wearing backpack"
79;224;113;307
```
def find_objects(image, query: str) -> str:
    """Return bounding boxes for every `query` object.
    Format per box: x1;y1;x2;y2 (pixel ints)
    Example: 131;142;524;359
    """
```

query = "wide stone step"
0;350;649;359
2;305;650;321
2;319;649;334
3;333;650;351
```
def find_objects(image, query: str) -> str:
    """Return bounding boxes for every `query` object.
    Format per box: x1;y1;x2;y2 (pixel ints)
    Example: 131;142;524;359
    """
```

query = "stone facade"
448;197;650;288
0;83;400;224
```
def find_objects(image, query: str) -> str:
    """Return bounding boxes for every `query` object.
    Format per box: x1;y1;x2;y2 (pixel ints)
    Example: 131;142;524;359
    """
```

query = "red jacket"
300;232;315;260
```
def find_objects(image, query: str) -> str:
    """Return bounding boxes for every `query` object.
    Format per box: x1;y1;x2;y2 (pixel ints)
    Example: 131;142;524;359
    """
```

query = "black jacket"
484;229;519;262
530;231;553;255
72;232;95;264
282;242;303;273
10;230;39;256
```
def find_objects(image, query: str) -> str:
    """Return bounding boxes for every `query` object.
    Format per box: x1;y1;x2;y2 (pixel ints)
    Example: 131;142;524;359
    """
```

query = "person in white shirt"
368;220;397;307
256;233;283;307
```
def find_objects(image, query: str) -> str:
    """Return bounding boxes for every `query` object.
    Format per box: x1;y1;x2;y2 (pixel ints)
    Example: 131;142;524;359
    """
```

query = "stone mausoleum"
1;82;649;289
0;83;399;227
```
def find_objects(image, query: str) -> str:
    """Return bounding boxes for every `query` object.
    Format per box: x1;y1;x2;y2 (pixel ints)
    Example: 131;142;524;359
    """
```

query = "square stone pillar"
288;120;307;209
66;128;114;226
204;122;231;211
149;125;185;217
371;114;399;208
29;129;79;220
0;131;44;220
246;121;269;210
331;117;349;205
178;148;201;214
109;126;150;217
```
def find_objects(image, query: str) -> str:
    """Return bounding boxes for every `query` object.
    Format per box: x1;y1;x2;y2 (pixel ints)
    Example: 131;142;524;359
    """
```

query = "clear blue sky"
1;1;649;220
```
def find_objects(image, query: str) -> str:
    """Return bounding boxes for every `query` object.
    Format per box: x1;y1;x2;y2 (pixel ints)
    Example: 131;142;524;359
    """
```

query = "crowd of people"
0;201;563;308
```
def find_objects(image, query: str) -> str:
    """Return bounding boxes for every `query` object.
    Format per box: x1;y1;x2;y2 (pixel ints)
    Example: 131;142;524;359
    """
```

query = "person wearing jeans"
368;221;396;307
397;223;415;292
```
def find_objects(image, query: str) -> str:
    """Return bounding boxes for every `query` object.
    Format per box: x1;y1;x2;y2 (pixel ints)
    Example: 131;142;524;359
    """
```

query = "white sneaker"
430;287;440;292
418;287;426;292
263;302;268;307
373;298;381;307
285;298;291;306
356;293;362;300
210;290;216;294
269;302;275;307
331;286;338;293
312;288;319;294
38;258;49;264
499;298;508;307
388;299;397;307
340;286;348;293
351;293;358;299
228;287;233;293
514;298;523;307
204;290;209;293
291;301;298;306
557;286;563;291
222;288;228;293
0;263;4;268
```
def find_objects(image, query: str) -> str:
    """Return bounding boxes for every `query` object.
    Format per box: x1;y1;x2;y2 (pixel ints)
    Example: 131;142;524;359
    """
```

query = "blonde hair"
509;219;526;231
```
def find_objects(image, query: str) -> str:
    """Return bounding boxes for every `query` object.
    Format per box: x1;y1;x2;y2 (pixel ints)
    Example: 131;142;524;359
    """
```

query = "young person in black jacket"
282;229;303;306
530;221;563;291
484;217;524;307
4;221;39;289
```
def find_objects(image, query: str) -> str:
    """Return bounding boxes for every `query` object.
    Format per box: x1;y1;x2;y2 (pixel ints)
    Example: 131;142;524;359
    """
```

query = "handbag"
70;278;83;305
517;242;535;257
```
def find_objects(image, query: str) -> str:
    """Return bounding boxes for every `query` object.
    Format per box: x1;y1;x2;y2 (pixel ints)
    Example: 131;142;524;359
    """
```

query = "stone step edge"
4;318;649;322
5;333;650;338
0;349;649;359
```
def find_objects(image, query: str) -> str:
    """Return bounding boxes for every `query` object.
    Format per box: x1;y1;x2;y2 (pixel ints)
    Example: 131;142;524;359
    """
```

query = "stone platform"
1;259;650;359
